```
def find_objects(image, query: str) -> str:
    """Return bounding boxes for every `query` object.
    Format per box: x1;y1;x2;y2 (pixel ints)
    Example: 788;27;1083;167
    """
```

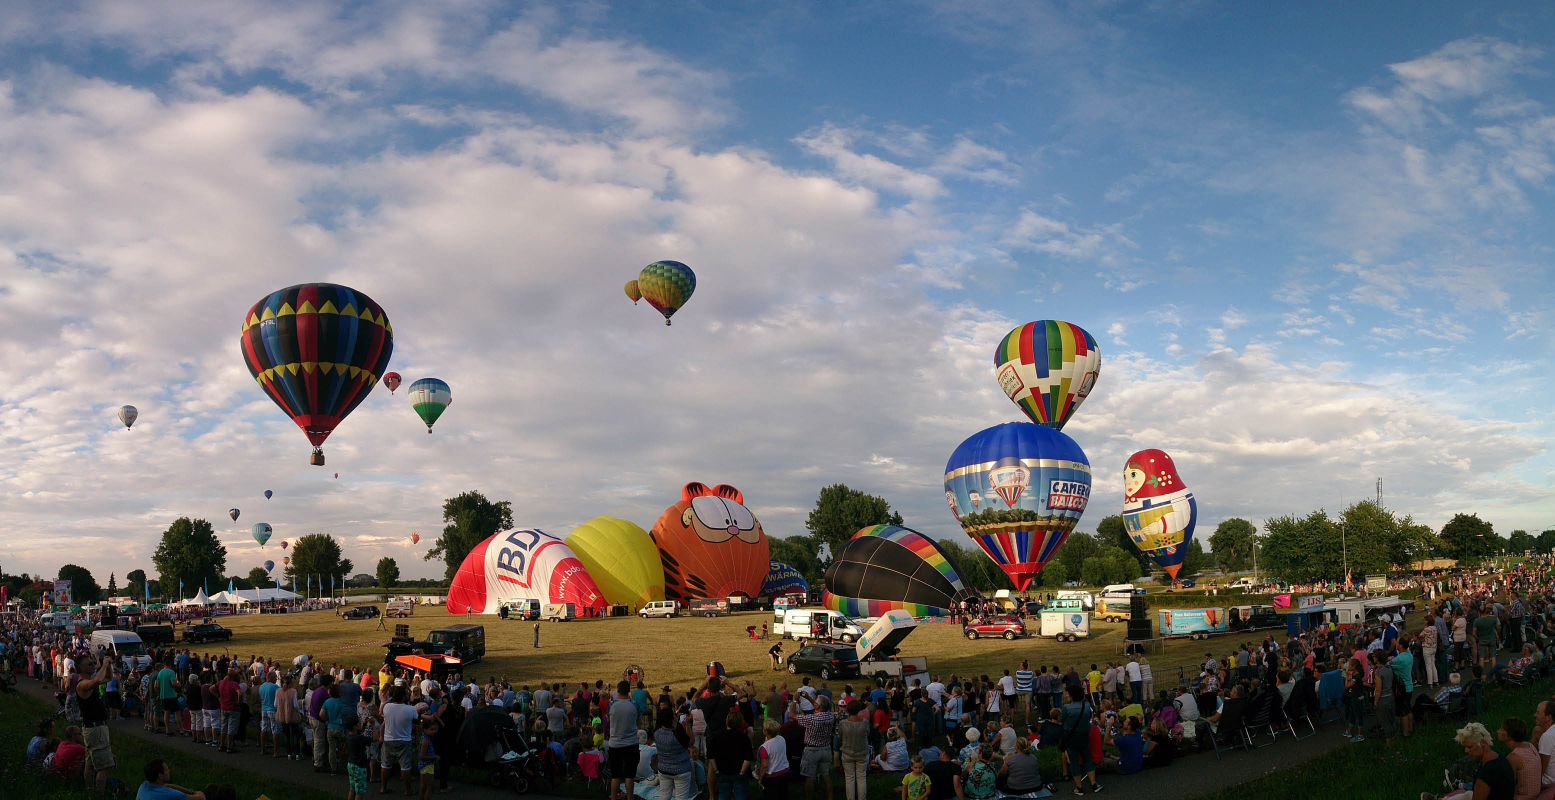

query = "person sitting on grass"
874;726;910;772
51;725;86;785
134;759;206;800
26;718;56;768
961;745;997;800
1422;722;1515;800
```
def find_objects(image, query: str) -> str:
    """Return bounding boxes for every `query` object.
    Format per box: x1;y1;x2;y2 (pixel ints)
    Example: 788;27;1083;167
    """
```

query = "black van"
427;624;485;665
134;624;176;647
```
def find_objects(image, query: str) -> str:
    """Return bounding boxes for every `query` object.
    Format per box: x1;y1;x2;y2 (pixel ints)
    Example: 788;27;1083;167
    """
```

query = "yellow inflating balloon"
567;516;665;606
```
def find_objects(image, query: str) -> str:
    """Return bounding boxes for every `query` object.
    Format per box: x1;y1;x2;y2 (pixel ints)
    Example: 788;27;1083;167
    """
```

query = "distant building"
347;573;377;588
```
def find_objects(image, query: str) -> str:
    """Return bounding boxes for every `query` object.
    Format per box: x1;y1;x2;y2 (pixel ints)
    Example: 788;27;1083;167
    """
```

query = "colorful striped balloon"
637;260;696;326
945;422;1091;591
822;524;975;617
994;320;1100;430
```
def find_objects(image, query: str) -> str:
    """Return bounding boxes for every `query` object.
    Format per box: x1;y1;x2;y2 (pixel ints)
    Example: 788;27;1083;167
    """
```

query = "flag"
179;579;184;598
330;574;335;593
227;579;235;594
143;581;150;602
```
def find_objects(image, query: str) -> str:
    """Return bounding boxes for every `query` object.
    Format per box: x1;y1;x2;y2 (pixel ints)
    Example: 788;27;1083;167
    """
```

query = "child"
345;717;371;800
417;719;439;800
900;756;930;800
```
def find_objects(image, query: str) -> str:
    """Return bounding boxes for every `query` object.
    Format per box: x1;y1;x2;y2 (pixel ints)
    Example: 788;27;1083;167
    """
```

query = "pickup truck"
182;623;233;644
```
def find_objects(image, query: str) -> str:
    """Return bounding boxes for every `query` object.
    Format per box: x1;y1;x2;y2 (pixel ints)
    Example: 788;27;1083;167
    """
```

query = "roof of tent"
179;588;213;606
209;588;302;604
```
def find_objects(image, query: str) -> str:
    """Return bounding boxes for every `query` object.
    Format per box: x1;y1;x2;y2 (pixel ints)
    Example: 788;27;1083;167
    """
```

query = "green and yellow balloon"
637;260;696;326
408;378;451;434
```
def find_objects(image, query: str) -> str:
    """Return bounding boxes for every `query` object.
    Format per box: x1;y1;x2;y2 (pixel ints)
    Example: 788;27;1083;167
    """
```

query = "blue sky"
0;1;1551;581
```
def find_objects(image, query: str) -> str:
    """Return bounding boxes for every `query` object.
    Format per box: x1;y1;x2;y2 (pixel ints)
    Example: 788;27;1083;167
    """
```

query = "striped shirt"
1014;670;1034;694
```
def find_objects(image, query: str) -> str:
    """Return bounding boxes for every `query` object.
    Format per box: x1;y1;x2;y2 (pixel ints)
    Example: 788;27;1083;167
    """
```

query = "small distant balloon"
624;280;642;305
637;260;696;326
408;378;451;433
333;472;339;479
282;556;290;567
280;540;289;550
264;490;273;500
251;523;273;547
263;560;275;573
229;508;241;522
117;405;138;430
384;372;402;394
410;532;421;545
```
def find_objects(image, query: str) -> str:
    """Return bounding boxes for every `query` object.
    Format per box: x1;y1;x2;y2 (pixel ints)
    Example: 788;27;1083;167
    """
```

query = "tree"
769;535;825;586
1096;514;1150;572
1057;532;1100;578
125;569;148;600
283;534;353;592
1181;540;1210;578
1396;517;1441;567
56;564;102;604
246;567;271;587
1261;511;1345;582
1337;501;1397;575
1439;514;1495;562
1508;530;1536;555
152;517;228;599
426;491;514;582
227;574;255;590
933;538;1009;593
376;557;401;588
805;485;904;566
1080;556;1110;587
1208;519;1257;573
1040;562;1068;588
106;573;118;596
1537;530;1555;555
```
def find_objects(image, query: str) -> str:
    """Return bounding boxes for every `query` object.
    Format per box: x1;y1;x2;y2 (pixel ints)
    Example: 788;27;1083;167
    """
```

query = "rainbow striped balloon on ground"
1122;448;1198;580
944;422;1091;591
822;525;976;618
994;320;1100;430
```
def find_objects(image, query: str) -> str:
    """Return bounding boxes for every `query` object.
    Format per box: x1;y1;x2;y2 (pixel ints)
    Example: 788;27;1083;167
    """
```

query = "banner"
1;585;8;608
52;580;72;605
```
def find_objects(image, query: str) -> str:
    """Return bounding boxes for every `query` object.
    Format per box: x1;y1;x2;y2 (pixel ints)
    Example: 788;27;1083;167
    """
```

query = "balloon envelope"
568;516;665;607
994;320;1101;430
822;525;974;617
446;529;607;614
239;283;394;459
1122;448;1199;580
117;405;138;430
637;260;696;325
251;523;273;547
264;490;273;500
280;540;288;550
410;532;421;545
761;562;810;598
624;280;642;304
383;372;401;394
408;378;451;432
651;482;769;601
945;422;1091;591
263;560;275;573
229;508;240;522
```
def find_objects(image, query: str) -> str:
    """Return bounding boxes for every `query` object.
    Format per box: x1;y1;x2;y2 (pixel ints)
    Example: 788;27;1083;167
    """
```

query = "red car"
963;618;1026;640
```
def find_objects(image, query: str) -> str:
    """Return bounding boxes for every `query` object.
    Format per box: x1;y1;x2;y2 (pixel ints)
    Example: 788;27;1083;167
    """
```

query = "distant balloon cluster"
625;260;696;326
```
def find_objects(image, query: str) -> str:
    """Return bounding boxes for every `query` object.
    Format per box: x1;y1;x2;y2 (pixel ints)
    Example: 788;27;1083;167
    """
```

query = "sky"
1;1;1552;584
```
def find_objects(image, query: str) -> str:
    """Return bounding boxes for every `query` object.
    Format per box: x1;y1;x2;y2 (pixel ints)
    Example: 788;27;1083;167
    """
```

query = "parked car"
785;643;860;680
427;624;485;665
182;623;232;644
343;606;380;620
134;624;176;647
688;598;731;617
640;600;679;619
963;619;1026;640
1178;578;1197;589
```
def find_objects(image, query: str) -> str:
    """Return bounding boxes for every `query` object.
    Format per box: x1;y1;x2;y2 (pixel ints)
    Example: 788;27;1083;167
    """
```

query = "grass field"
214;605;1263;691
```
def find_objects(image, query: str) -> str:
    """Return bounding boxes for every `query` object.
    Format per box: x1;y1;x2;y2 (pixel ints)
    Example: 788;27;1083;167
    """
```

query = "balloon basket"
310;449;325;466
665;319;672;326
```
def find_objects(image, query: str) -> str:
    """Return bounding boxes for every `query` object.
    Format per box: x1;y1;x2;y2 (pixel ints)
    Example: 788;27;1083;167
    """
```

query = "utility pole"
1376;478;1383;506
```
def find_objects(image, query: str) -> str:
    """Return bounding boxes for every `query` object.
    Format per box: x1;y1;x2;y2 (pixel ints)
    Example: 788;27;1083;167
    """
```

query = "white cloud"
794;124;945;200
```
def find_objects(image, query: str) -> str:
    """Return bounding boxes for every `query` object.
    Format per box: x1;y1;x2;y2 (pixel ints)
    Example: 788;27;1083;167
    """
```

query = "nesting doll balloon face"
651;482;769;601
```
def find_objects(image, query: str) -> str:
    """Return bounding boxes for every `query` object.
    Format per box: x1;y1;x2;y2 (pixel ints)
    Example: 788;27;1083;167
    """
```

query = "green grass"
0;687;336;800
1197;676;1553;800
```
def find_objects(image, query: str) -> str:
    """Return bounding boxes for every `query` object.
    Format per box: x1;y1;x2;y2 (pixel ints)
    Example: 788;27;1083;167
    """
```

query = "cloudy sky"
1;2;1552;584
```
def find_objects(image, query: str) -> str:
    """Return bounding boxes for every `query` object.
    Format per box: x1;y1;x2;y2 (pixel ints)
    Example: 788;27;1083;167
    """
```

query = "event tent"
178;588;214;606
207;588;302;605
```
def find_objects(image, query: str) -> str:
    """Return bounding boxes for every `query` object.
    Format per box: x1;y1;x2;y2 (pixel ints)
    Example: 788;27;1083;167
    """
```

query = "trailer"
854;610;929;679
1097;596;1133;623
1157;608;1229;640
1039;609;1091;642
1281;595;1336;637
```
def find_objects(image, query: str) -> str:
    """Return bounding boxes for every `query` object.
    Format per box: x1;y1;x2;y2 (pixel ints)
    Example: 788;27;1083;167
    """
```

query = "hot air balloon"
822;525;977;618
117;405;138;430
383;372;402;394
945;422;1091;591
282;556;290;567
410;532;421;545
624;280;642;305
994;320;1101;430
408;378;451;433
334;473;339;479
762;562;810;599
636;260;696;326
568;517;665;607
239;283;394;465
229;508;240;522
651;482;769;601
1122;448;1199;581
446;529;608;614
251;523;273;547
263;560;275;573
280;540;288;550
264;490;273;500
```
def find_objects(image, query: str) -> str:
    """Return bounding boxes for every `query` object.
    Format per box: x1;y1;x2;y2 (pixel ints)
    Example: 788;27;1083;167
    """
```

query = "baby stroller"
489;725;550;794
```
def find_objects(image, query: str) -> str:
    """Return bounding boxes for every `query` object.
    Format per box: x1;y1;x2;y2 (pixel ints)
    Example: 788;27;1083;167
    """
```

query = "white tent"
179;588;213;607
209;588;302;605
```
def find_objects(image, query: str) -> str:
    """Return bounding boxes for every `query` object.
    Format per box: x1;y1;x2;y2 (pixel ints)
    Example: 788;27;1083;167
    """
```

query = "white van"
1054;590;1095;611
775;609;867;643
640;600;679;619
90;629;150;673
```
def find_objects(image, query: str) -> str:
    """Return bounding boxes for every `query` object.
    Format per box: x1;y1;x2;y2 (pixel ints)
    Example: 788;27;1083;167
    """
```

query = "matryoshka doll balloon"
1121;448;1198;582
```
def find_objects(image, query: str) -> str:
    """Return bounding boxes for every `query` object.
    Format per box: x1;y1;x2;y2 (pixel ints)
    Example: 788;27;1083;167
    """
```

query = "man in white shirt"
379;686;422;796
1125;657;1143;705
925;679;946;706
1536;701;1555;787
1175;690;1200;722
796;683;817;713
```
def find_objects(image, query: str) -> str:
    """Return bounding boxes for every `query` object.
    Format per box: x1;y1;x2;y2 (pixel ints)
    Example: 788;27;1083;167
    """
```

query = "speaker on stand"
1126;595;1152;640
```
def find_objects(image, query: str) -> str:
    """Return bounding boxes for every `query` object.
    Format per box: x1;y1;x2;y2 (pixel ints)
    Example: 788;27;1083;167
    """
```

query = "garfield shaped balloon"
1121;448;1198;581
651;482;769;602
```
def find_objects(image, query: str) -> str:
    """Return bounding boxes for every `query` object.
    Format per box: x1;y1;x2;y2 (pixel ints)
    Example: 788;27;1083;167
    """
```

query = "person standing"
533;622;541;649
323;684;351;773
837;701;871;800
607;681;641;800
798;696;841;800
75;653;116;793
216;668;243;754
1125;656;1144;706
758;720;791;800
709;710;755;800
1014;662;1034;726
309;674;334;772
154;660;181;737
653;708;696;800
1061;685;1100;795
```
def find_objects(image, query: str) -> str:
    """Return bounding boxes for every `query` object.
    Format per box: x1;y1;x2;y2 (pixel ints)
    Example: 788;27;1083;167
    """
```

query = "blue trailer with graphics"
1157;607;1229;640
